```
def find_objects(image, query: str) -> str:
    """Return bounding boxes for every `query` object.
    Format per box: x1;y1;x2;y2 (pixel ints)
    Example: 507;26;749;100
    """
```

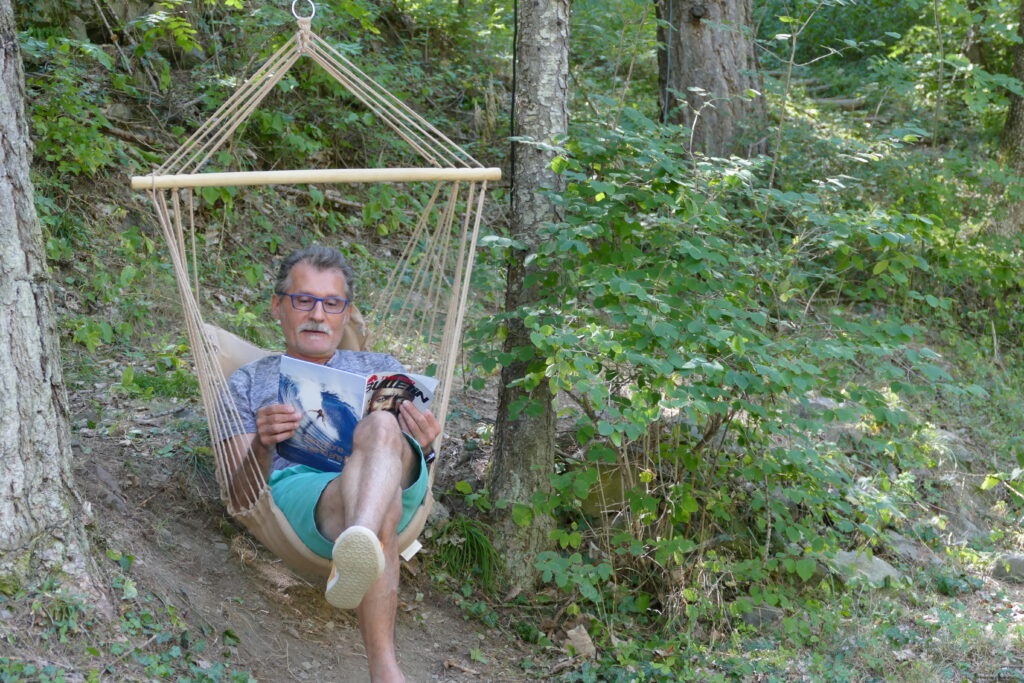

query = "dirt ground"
69;379;538;682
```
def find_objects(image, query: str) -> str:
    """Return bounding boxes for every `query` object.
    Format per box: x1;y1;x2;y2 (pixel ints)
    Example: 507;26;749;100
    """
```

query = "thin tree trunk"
0;0;106;604
489;0;569;590
961;0;989;69
1000;0;1024;232
655;0;766;157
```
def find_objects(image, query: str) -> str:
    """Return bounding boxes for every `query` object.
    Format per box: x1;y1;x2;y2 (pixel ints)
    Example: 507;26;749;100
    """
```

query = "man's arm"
222;404;301;510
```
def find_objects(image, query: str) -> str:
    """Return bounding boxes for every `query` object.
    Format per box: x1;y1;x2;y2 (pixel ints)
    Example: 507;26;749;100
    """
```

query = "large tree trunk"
655;0;766;157
0;0;105;602
489;0;568;590
1000;0;1024;232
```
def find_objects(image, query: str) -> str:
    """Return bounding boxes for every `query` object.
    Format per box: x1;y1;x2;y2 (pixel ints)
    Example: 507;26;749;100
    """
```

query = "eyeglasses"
276;292;350;314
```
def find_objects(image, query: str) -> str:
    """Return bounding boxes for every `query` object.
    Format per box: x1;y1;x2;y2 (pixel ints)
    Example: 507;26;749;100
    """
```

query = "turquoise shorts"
269;435;428;559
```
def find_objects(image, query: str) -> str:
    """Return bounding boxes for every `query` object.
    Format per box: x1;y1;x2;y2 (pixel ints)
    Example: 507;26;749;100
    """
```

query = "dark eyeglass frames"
276;292;350;314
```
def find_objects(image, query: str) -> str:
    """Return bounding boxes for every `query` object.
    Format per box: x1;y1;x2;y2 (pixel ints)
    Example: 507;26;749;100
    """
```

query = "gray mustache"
298;322;332;333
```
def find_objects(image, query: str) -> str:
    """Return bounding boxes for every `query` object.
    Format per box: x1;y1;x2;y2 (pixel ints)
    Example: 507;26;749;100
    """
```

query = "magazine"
277;355;438;472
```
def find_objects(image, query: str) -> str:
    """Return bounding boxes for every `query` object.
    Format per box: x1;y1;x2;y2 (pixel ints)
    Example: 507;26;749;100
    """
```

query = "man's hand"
256;404;301;448
398;401;441;453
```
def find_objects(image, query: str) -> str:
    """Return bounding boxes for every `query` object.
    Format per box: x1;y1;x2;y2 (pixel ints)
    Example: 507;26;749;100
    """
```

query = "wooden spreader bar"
132;167;502;190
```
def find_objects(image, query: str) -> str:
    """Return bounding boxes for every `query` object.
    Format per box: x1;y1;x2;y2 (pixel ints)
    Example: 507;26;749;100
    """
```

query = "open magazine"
277;355;438;472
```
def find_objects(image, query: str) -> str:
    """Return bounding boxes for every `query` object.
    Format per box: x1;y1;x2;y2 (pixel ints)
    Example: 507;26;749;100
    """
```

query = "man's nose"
309;300;327;320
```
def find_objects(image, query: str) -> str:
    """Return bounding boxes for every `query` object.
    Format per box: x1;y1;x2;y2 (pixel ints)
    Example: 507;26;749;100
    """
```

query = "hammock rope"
134;11;498;575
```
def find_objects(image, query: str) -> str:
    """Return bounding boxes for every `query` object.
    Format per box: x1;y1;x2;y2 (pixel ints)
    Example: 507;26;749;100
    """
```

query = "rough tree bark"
489;0;569;589
1000;0;1024;232
0;0;105;602
655;0;766;157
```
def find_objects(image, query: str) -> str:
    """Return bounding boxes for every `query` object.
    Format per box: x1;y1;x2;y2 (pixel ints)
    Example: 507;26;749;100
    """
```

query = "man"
221;245;439;683
367;374;417;416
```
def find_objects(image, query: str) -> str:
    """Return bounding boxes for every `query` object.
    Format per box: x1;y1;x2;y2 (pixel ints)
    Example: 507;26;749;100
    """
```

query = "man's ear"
270;294;282;322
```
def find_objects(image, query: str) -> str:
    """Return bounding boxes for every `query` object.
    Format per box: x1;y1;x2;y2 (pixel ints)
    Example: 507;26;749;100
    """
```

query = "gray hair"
274;245;356;301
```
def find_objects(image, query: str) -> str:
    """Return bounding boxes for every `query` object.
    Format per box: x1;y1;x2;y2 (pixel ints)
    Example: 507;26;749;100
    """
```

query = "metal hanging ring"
291;0;315;20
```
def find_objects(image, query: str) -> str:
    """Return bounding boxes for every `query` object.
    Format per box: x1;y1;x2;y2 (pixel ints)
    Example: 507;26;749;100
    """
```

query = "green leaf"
980;475;1001;491
795;558;817;581
511;503;533;528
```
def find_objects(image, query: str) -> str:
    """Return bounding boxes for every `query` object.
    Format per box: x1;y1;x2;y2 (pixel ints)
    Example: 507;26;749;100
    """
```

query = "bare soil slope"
70;383;530;682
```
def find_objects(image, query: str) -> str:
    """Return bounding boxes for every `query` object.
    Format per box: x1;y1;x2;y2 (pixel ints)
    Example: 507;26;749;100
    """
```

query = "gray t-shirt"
224;350;404;472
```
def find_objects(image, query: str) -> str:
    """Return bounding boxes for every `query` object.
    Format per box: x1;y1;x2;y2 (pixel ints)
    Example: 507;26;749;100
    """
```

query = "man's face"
369;386;413;415
271;261;350;364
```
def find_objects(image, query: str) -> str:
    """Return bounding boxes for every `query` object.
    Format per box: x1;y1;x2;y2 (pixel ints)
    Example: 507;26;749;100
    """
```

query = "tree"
1001;0;1024;231
655;0;766;156
0;0;104;602
489;0;570;589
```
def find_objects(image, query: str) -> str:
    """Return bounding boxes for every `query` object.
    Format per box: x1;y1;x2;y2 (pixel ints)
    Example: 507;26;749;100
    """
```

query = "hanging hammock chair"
131;3;499;577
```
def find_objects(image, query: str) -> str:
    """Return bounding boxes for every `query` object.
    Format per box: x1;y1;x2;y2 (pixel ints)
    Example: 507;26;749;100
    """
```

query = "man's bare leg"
357;487;405;682
316;411;416;682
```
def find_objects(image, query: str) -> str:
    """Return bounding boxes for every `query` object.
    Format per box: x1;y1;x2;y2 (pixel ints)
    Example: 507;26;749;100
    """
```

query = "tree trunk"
489;0;568;590
0;0;105;603
961;0;989;69
1000;0;1024;232
655;0;766;157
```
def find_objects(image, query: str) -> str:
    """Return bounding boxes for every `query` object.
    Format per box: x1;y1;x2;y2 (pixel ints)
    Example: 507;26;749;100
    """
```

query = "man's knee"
353;410;405;454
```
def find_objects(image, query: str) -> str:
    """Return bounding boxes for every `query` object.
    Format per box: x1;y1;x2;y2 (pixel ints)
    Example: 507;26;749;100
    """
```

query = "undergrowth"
0;551;254;682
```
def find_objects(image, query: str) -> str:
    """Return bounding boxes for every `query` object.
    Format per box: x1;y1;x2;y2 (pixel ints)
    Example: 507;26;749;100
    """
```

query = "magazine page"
277;356;365;472
363;372;439;418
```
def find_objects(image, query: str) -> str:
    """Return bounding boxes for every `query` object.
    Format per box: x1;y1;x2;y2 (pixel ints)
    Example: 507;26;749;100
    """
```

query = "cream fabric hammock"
131;10;498;577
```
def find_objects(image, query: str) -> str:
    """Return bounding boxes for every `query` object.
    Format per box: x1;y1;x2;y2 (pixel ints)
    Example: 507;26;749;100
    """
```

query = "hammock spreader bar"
131;167;501;190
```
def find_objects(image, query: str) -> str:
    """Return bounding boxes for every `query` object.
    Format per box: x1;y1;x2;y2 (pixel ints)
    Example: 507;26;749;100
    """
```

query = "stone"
991;554;1024;583
829;550;902;586
427;500;450;525
563;624;596;659
884;531;939;566
68;15;89;41
926;428;978;470
106;103;134;121
739;605;784;628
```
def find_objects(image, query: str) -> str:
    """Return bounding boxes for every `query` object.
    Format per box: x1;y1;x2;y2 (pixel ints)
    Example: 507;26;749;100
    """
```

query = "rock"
991;554;1024;583
563;624;596;659
936;475;991;545
427;500;450;525
829;550;902;586
926;428;978;470
884;531;939;566
948;516;987;545
106;103;134;121
739;605;784;628
93;463;130;514
802;394;840;414
156;526;174;549
68;14;89;41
